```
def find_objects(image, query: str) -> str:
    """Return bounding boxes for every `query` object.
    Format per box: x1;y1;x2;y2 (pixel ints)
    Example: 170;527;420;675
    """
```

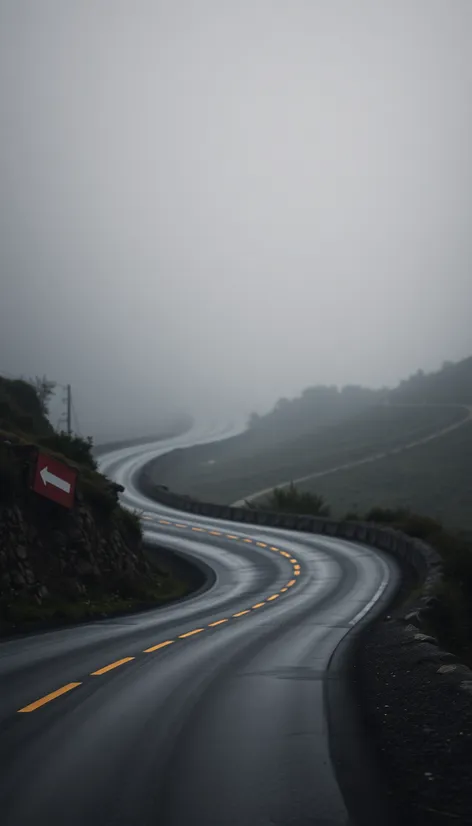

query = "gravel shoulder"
357;618;472;825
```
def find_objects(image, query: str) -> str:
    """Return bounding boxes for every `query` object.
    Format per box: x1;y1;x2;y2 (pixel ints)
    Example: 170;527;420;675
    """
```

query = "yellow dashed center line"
17;534;301;713
175;524;187;528
143;640;174;653
192;527;204;532
178;628;204;638
18;683;82;713
159;520;170;525
91;657;135;676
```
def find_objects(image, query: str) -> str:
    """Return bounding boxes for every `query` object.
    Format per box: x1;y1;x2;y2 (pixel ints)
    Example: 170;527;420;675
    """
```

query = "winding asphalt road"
0;423;400;825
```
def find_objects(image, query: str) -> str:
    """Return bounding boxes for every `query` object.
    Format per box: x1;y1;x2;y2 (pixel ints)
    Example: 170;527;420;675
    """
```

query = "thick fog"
1;2;471;440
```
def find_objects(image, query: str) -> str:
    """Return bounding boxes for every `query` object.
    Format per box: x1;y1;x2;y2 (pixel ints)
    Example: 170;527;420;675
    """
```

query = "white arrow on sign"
40;466;71;494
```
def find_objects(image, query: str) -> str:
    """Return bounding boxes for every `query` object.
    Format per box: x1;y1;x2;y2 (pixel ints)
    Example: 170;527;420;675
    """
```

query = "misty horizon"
1;2;472;441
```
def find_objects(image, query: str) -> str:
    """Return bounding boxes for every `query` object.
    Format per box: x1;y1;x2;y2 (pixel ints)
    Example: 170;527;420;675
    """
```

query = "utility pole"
66;384;72;436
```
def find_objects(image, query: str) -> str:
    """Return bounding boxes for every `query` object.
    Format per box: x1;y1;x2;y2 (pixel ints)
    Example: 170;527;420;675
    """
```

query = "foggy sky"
1;1;472;440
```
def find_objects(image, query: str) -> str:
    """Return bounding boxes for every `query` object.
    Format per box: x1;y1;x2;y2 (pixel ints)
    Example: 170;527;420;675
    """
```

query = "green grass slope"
298;418;472;532
146;403;467;505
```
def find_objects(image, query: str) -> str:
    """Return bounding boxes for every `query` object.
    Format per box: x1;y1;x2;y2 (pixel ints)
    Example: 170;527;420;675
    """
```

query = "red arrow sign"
33;452;77;509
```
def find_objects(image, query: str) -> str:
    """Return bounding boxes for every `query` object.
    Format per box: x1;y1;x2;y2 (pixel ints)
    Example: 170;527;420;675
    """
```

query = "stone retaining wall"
137;475;443;620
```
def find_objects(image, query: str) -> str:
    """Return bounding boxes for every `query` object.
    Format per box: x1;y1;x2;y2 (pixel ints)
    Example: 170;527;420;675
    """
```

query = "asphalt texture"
0;424;401;825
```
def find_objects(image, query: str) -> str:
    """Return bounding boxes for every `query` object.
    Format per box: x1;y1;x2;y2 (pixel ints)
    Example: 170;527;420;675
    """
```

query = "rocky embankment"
0;373;201;632
1;499;146;602
0;432;194;633
0;483;160;632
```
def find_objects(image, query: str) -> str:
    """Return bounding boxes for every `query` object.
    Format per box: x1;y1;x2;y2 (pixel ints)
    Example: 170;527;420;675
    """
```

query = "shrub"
79;472;118;518
364;506;411;524
362;504;472;661
264;482;331;516
365;507;443;541
343;510;362;521
116;507;143;541
0;445;21;504
39;432;97;471
0;377;53;436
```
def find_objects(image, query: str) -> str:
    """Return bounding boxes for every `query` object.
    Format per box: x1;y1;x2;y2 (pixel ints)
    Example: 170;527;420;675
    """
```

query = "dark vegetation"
247;383;389;443
390;356;472;405
266;483;331;517
246;356;472;441
263;485;472;664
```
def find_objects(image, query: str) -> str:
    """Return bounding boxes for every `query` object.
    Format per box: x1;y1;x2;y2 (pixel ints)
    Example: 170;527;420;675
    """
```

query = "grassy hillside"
296;419;472;532
145;403;466;504
143;355;472;531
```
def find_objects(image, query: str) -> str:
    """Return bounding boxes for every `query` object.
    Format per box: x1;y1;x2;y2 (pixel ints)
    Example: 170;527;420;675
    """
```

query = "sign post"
32;453;77;509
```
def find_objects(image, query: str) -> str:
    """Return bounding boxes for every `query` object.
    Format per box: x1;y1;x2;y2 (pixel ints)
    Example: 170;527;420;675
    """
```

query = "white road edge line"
348;557;390;626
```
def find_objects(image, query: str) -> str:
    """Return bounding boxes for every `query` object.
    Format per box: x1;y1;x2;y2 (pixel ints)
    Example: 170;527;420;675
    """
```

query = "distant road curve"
0;419;400;826
232;403;472;507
